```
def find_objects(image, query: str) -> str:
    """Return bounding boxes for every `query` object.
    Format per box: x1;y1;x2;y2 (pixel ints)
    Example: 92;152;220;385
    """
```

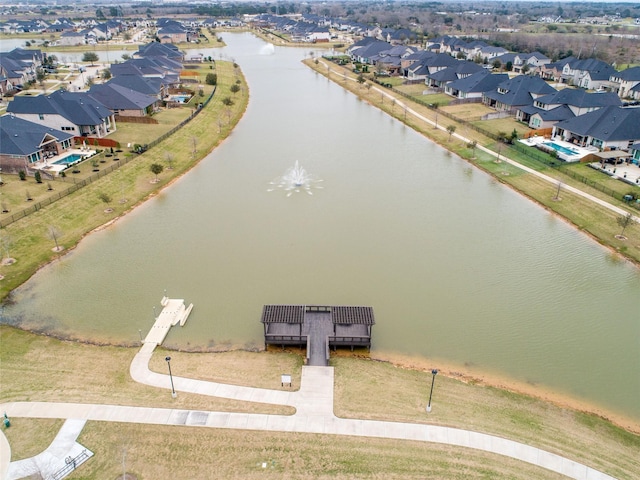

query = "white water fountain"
268;161;323;196
259;43;275;55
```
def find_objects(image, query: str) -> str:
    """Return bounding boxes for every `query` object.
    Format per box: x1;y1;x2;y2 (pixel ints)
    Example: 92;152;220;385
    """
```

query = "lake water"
4;33;640;424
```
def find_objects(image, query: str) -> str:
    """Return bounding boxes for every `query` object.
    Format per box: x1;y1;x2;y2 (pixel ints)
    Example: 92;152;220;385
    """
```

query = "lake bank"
302;58;640;267
4;33;639;434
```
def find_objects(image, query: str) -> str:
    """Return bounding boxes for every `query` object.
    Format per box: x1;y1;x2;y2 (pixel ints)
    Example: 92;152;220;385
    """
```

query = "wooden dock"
144;297;194;346
261;305;374;366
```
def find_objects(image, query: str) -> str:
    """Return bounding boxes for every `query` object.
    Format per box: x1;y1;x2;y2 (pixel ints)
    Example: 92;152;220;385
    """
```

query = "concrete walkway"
0;326;620;480
0;398;617;480
4;419;92;480
2;341;619;480
319;60;640;224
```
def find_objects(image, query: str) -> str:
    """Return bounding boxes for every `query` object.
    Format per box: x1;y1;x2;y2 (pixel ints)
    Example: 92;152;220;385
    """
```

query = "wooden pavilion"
261;305;375;366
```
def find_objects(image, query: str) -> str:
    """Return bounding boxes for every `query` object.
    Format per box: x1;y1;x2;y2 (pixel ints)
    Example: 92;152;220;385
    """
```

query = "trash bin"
3;418;10;428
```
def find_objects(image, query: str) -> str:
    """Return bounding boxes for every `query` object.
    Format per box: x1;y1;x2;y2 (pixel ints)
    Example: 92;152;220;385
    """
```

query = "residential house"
425;61;483;89
89;83;159;117
473;45;509;63
561;58;616;90
0;48;42;89
518;89;621;128
405;53;459;82
491;53;517;71
536;56;575;82
483;75;556;113
371;45;416;76
425;36;466;56
552;105;640;151
444;70;508;99
156;20;188;44
347;38;392;64
0;114;75;172
380;28;418;45
7;90;116;138
58;30;87;46
512;52;550;74
136;42;183;61
107;75;169;101
609;66;640;99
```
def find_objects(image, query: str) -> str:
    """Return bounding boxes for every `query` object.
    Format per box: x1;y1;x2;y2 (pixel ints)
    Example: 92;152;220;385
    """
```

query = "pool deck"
31;148;96;175
519;136;597;161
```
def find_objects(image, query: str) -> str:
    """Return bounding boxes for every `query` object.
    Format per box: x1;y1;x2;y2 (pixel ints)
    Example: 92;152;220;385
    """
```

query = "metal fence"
375;80;638;207
0;86;217;228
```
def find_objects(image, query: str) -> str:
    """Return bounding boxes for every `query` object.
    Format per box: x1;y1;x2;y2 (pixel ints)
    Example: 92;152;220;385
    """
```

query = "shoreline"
303;58;640;268
2;39;638;438
2;321;638;435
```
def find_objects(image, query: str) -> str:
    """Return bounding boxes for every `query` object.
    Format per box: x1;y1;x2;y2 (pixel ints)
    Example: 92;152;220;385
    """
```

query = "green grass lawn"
0;61;248;299
2;326;638;479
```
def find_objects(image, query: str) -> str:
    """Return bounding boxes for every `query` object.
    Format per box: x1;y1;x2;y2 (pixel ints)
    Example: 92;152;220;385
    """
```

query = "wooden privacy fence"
74;136;119;148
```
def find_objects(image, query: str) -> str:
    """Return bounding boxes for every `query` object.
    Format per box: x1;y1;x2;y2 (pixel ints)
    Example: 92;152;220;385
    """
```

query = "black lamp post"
426;369;438;412
165;356;176;398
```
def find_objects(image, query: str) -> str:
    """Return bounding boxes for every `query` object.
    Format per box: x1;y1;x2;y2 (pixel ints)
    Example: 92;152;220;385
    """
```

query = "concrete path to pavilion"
0;338;619;480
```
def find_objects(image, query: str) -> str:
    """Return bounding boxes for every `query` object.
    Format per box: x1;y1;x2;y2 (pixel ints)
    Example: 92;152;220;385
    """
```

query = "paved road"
0;342;618;480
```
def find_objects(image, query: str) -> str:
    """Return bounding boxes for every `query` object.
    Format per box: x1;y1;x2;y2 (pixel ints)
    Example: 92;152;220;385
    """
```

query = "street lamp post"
426;369;438;412
165;356;177;398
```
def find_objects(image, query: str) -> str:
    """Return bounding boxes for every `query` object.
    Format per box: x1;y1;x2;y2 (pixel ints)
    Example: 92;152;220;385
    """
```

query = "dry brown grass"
2;327;638;479
0;327;293;417
2;418;63;461
442;102;494;121
72;422;569;480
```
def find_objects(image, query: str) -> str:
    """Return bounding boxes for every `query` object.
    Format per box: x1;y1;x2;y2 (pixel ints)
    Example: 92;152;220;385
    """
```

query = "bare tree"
48;225;64;252
553;181;563;201
164;152;175;170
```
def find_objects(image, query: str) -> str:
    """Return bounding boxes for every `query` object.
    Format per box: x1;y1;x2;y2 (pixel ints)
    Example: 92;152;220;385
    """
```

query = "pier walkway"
0;302;620;480
143;297;193;346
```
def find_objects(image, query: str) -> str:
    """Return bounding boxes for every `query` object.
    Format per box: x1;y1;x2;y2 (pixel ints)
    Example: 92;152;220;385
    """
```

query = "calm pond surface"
5;33;640;423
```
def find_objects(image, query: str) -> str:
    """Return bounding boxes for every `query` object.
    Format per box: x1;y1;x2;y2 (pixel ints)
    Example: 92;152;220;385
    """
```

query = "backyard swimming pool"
53;153;84;165
169;95;191;103
542;141;578;156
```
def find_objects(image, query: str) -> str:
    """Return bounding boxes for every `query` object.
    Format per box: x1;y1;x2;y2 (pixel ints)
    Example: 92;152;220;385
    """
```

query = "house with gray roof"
512;52;550;74
561;58;616;90
107;75;168;100
518;89;621;128
347;39;392;64
552;106;640;151
136;42;183;61
483;75;556;113
609;66;640;99
426;61;483;88
371;46;416;76
58;30;86;46
405;53;459;82
7;90;116;138
0;114;75;172
89;83;159;117
445;70;508;100
536;56;576;82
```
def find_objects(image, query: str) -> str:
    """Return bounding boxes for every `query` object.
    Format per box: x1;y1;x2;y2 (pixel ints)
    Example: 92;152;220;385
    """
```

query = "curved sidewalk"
0;400;616;480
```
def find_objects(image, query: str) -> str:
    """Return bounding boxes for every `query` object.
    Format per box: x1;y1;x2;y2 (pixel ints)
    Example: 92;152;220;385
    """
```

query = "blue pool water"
53;154;83;165
170;95;190;103
543;142;578;156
